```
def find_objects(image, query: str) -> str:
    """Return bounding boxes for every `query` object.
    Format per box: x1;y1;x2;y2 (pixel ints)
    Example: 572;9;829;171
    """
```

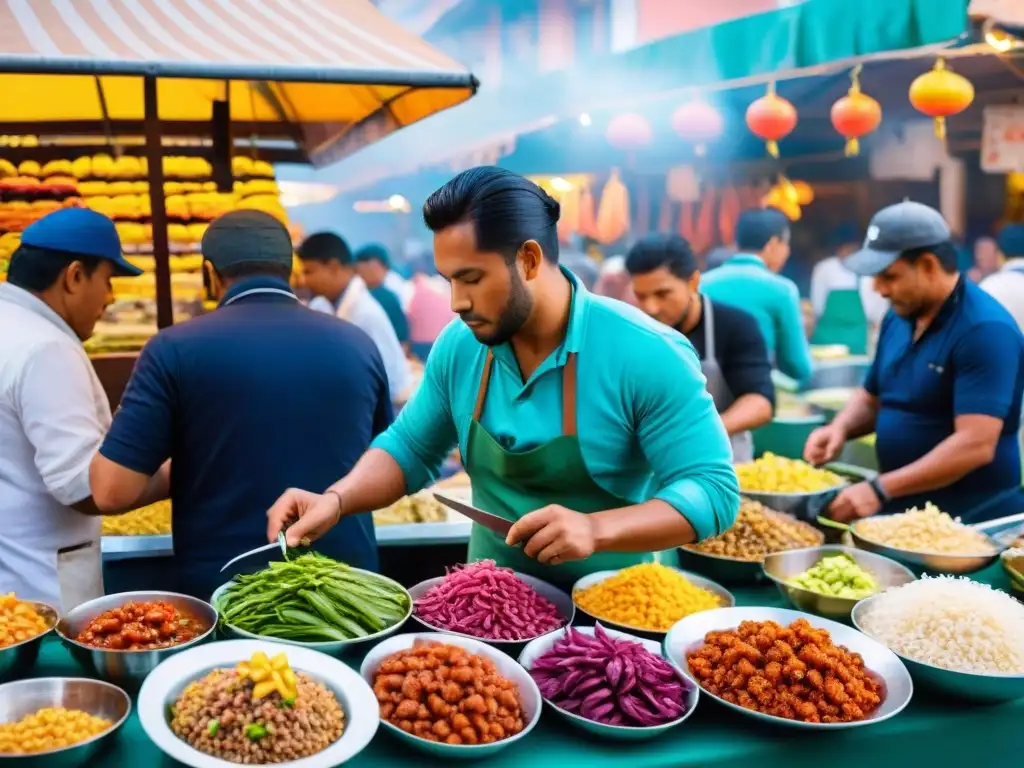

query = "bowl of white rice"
851;576;1024;703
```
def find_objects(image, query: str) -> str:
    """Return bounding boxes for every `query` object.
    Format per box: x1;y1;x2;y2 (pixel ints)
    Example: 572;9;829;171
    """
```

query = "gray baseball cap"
201;210;293;273
844;201;952;277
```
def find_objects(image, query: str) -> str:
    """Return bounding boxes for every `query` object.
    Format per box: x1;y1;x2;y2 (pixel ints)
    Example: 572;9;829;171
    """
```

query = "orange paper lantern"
671;100;724;156
745;83;798;158
909;58;974;140
830;67;882;157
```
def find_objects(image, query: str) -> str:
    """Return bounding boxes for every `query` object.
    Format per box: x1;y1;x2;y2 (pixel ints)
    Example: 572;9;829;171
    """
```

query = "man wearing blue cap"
89;210;392;599
805;201;1024;523
0;208;166;611
701;208;813;383
980;225;1024;330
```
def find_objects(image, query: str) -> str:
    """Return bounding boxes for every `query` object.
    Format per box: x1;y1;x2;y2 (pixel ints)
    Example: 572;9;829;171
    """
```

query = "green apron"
465;351;679;590
811;288;868;355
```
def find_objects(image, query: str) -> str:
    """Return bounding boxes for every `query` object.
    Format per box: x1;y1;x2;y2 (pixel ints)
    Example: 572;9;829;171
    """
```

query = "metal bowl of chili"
56;592;217;691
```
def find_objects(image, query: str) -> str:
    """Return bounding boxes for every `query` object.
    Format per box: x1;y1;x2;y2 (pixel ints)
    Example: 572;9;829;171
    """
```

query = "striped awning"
0;0;477;165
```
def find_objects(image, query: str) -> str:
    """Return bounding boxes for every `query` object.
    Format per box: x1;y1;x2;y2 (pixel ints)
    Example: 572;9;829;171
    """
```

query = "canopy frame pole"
144;75;173;329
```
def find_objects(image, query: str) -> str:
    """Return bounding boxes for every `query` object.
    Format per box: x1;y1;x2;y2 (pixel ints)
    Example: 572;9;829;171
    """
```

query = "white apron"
700;297;755;463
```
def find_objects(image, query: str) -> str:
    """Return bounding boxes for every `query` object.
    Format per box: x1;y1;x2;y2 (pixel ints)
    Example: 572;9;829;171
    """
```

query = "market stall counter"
20;563;1021;767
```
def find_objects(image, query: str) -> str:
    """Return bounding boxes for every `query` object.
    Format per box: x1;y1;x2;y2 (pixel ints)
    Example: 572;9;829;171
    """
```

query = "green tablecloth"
24;563;1022;767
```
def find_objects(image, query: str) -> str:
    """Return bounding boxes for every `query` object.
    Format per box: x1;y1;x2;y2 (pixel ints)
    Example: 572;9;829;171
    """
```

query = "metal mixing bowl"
762;546;917;621
56;591;217;691
676;548;767;584
664;606;913;730
0;677;130;766
0;602;58;683
852;596;1024;703
849;521;1006;575
212;570;412;654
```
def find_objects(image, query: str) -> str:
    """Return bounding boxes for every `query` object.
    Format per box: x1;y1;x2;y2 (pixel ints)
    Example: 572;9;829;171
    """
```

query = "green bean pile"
215;553;411;641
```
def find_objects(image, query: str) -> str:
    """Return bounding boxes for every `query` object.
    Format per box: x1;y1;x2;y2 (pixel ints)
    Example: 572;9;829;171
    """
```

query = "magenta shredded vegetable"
530;624;692;727
413;560;566;640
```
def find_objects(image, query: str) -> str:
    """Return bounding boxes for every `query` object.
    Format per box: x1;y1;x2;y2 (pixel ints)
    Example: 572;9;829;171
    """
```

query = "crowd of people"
2;166;1023;616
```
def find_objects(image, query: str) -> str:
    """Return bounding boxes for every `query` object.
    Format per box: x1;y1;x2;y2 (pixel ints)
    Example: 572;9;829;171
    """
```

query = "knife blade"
433;493;513;537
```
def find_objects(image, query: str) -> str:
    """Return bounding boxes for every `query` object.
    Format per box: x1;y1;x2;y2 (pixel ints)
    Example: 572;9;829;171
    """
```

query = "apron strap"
702;296;716;361
562;352;578;437
473;351;495;422
472;349;579;438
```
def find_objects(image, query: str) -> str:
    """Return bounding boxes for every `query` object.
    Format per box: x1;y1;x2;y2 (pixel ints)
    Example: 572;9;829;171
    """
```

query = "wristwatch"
868;477;890;504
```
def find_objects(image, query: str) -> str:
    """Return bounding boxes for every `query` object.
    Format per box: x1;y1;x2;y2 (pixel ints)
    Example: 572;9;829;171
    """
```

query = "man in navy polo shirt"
90;210;392;598
805;201;1024;524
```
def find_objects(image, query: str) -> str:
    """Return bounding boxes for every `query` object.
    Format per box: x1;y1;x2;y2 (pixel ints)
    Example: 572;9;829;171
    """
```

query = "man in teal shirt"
353;244;410;346
702;209;813;383
267;167;739;587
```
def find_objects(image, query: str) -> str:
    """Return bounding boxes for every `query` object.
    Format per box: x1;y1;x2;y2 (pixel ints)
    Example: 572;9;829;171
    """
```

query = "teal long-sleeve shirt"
701;254;813;383
372;268;740;541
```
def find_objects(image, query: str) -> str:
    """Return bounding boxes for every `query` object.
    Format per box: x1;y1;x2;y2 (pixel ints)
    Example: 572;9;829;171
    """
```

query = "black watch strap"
868;477;890;503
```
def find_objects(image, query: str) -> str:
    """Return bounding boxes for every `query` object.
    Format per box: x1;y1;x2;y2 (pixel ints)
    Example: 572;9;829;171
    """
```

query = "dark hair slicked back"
625;234;698;279
422;166;561;263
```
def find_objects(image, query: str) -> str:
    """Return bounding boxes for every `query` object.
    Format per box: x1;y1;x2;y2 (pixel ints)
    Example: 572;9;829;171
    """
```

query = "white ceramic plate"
518;625;699;740
138;639;378;767
359;632;542;759
663;606;913;730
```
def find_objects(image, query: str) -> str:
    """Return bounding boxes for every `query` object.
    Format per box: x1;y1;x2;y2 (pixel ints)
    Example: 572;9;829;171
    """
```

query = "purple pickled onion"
528;624;692;728
413;560;566;640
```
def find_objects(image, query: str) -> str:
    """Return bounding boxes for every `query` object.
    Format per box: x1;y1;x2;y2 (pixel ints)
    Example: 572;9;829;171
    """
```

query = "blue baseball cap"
355;243;390;267
20;208;143;277
844;201;952;277
997;224;1024;258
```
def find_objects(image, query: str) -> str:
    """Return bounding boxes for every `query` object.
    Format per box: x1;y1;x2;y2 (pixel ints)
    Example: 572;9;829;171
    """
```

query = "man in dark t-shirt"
90;211;391;598
626;234;774;461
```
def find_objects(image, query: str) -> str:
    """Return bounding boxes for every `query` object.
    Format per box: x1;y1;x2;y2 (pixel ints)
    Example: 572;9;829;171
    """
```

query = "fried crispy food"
686;618;883;724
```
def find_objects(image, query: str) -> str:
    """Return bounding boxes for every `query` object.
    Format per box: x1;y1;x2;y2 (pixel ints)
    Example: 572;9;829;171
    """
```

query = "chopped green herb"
245;723;267;740
207;719;220;737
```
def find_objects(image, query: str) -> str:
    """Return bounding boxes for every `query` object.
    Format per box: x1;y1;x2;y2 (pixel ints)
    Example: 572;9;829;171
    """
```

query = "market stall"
3;504;1022;766
0;0;477;329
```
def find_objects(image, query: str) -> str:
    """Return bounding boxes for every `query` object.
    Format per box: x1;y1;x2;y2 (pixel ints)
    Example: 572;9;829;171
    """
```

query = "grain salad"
854;503;996;555
170;650;345;764
857;576;1024;675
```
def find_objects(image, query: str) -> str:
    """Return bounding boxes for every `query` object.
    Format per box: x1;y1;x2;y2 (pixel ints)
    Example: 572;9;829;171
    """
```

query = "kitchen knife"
433;493;514;537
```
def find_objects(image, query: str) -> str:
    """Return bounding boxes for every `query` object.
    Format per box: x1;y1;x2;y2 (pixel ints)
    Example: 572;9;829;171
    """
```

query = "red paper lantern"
745;83;798;158
606;113;653;151
671;100;723;156
830;67;882;156
909;58;974;140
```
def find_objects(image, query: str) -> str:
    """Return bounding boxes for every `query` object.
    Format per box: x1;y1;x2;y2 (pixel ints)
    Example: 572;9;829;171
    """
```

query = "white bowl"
572;568;735;636
359;632;542;759
137;639;378;768
518;625;699;740
409;571;573;646
211;573;412;655
663;606;913;730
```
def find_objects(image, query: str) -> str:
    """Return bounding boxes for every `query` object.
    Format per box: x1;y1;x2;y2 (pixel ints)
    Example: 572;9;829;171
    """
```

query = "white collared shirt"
0;283;110;605
980;259;1024;331
308;276;412;400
